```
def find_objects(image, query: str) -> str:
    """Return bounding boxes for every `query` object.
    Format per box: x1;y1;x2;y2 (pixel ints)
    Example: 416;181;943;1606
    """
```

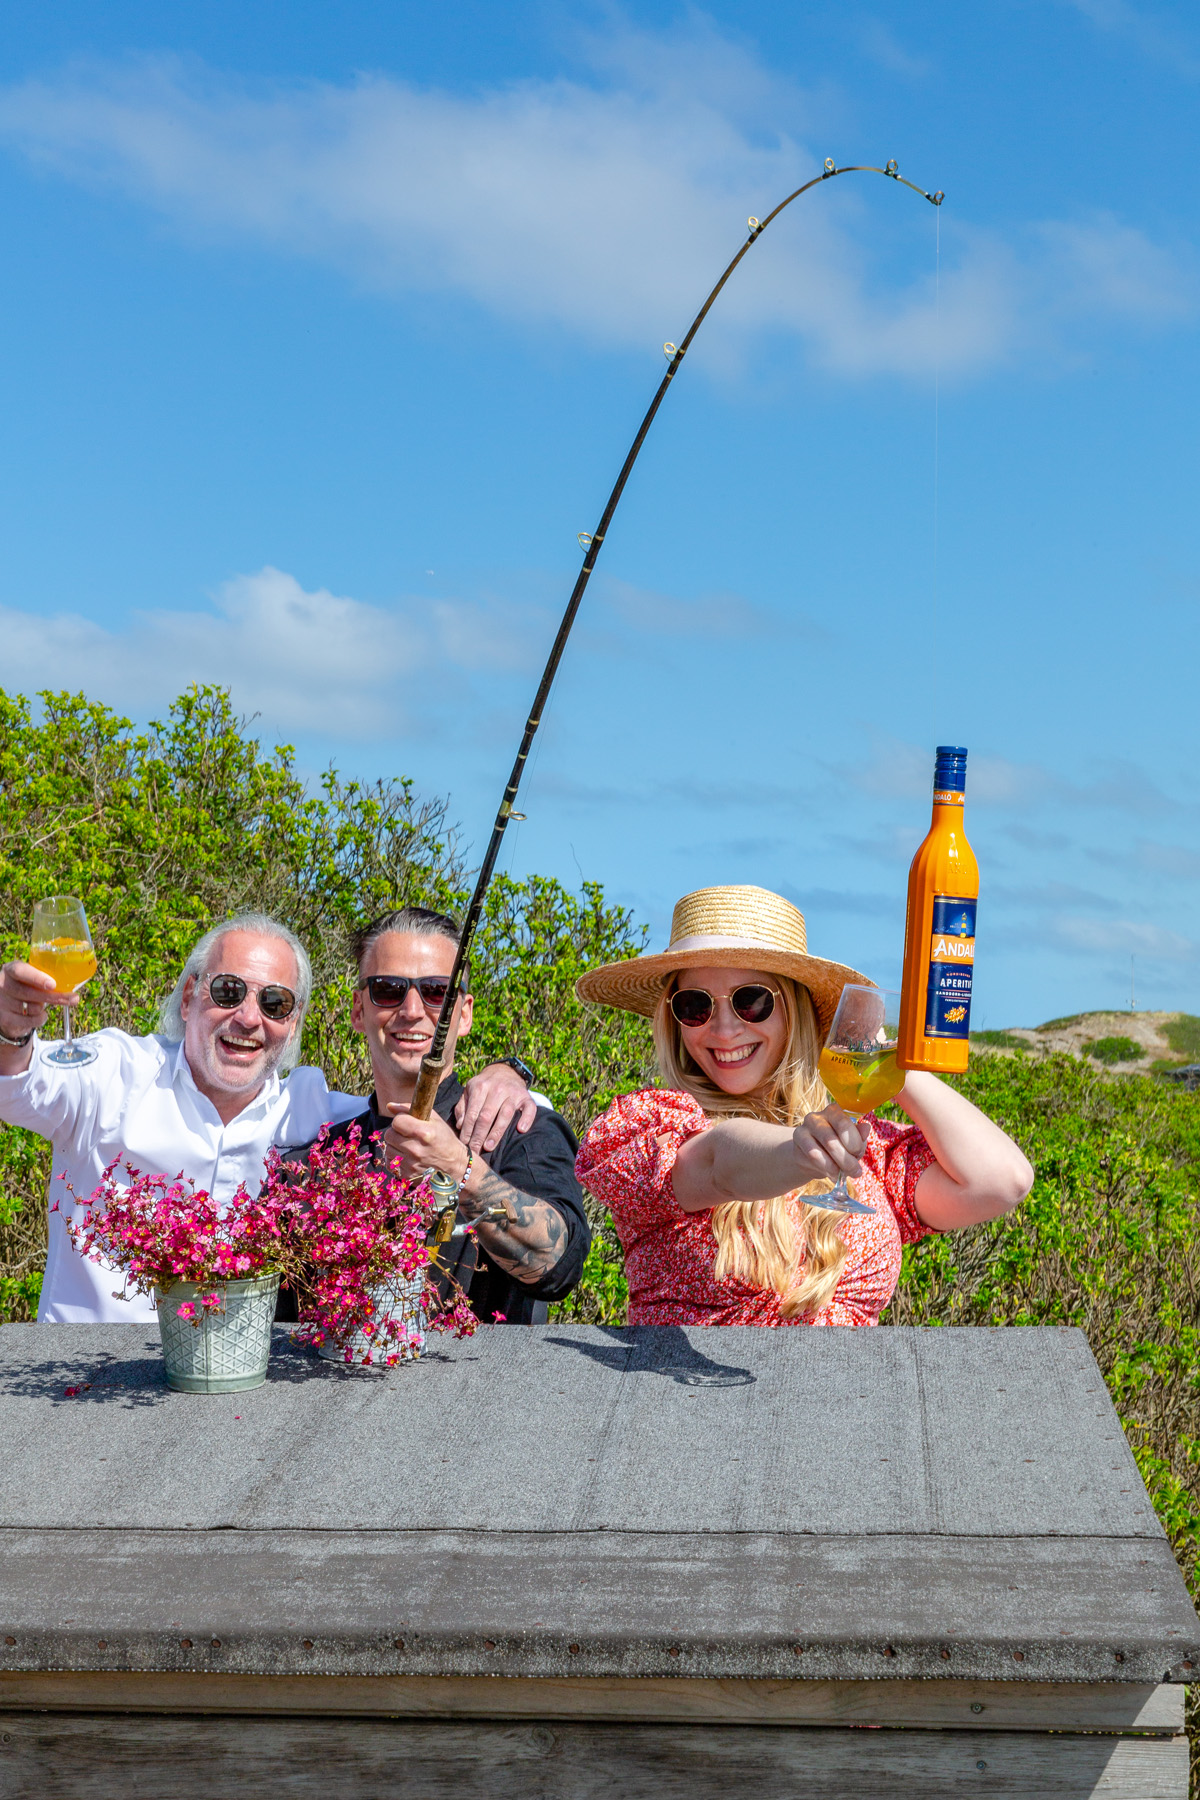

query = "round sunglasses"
670;983;780;1029
358;974;452;1011
206;973;297;1022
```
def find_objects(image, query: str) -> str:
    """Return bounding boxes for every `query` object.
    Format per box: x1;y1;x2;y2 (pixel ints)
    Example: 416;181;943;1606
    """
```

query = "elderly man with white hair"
0;912;536;1323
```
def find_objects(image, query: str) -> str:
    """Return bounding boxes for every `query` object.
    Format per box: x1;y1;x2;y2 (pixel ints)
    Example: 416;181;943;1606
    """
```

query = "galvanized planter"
155;1275;280;1393
317;1271;426;1367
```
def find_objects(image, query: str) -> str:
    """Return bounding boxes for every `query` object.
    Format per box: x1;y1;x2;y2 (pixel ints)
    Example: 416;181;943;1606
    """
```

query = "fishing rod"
412;157;944;1144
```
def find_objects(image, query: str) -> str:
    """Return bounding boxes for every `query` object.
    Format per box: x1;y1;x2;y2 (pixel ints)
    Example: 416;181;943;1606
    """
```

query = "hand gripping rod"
410;159;943;1129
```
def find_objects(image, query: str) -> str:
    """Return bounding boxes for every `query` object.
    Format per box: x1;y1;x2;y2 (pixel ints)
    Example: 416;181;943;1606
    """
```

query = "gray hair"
351;906;469;990
159;913;313;1073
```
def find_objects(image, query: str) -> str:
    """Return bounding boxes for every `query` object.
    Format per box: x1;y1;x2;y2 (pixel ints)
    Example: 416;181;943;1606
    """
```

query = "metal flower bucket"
155;1274;280;1393
317;1270;426;1367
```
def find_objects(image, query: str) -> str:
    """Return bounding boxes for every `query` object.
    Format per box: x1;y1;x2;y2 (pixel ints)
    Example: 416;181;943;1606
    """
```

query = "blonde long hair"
653;974;850;1319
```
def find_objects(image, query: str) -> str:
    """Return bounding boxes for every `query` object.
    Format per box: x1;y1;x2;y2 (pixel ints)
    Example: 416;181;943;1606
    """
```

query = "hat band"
666;932;807;957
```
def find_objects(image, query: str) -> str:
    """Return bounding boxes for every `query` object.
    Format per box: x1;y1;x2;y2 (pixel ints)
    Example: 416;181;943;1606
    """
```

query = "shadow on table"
266;1335;462;1384
0;1329;469;1405
0;1342;170;1409
545;1325;755;1388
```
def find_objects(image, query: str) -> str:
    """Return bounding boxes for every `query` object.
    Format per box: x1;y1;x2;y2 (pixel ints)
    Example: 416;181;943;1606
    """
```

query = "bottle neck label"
925;895;976;1039
932;789;965;808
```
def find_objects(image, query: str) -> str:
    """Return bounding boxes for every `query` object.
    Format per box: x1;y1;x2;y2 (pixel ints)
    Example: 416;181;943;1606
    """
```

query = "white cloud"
0;566;548;741
841;738;1182;816
856;19;932;79
1088;838;1200;879
1050;916;1197;961
0;562;782;741
0;30;1189;376
601;576;777;638
1059;0;1200;78
1039;214;1196;323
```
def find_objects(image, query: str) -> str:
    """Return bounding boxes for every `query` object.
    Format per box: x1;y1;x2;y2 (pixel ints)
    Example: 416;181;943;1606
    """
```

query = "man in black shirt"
295;906;588;1324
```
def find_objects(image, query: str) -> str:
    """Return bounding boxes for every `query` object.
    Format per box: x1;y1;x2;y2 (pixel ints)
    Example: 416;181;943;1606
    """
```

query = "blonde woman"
575;886;1032;1327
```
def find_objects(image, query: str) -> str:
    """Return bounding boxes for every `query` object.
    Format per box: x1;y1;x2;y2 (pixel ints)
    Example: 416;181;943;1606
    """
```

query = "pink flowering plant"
57;1163;306;1315
59;1127;481;1368
272;1125;479;1368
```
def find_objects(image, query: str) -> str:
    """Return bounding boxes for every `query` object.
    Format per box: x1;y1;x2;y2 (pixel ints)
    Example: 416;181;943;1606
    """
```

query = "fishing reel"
426;1168;509;1269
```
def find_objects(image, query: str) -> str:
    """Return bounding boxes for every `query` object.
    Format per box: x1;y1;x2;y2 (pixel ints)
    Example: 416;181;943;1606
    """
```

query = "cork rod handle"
410;1054;445;1123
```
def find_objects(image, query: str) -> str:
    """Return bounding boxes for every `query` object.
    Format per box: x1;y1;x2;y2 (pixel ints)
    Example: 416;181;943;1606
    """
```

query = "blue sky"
0;0;1197;1028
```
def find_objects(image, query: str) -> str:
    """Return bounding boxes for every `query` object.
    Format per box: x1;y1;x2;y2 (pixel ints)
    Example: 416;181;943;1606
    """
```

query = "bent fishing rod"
412;157;944;1148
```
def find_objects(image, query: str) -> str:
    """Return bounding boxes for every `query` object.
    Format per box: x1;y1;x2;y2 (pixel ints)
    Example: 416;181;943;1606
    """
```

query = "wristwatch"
0;1023;35;1049
501;1055;535;1086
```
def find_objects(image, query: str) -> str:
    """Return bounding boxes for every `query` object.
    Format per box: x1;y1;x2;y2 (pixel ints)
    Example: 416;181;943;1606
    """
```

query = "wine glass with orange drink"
814;984;906;1216
29;896;99;1068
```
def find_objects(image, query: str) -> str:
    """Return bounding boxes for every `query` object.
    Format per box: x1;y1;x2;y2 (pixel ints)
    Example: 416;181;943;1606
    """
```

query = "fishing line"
932;201;941;655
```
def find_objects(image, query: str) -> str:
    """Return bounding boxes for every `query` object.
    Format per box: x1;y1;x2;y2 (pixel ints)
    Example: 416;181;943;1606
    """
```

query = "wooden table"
0;1322;1195;1797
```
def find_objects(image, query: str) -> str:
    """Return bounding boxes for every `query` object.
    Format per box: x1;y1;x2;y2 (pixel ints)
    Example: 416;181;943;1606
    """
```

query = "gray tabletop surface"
0;1322;1195;1682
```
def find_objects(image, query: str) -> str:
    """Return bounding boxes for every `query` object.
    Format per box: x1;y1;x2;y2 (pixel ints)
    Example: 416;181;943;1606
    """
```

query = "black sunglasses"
358;974;452;1011
670;983;779;1029
207;974;297;1021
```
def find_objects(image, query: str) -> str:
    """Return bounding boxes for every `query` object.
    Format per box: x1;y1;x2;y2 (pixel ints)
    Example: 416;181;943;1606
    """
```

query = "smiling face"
670;965;790;1097
180;929;301;1122
350;930;473;1108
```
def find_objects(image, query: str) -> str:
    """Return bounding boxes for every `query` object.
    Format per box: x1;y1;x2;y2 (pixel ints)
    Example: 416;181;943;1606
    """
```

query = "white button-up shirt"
0;1030;364;1323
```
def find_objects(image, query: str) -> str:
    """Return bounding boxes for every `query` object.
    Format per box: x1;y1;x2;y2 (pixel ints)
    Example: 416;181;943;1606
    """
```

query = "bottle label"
925;895;976;1038
932;790;965;806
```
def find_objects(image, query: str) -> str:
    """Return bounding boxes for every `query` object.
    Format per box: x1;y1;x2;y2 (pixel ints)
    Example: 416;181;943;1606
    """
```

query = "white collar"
169;1037;281;1124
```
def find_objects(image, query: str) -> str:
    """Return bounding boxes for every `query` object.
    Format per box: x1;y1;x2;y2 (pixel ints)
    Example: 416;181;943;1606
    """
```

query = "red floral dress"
576;1088;939;1327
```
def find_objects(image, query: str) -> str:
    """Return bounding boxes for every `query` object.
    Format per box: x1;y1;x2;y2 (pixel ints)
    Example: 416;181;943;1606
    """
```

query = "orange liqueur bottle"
897;746;979;1074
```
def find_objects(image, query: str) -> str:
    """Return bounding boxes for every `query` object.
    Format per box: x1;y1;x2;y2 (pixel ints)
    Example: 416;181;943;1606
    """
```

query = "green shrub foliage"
4;686;1200;1631
0;685;651;1319
1086;1034;1144;1065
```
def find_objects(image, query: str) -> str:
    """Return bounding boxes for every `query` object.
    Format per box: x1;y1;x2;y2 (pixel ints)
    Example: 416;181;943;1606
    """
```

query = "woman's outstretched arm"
671;1073;1032;1226
672;1108;867;1213
899;1070;1033;1229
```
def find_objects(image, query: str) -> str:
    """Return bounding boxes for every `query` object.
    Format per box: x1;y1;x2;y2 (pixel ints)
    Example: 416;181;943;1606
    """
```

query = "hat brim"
575;944;873;1046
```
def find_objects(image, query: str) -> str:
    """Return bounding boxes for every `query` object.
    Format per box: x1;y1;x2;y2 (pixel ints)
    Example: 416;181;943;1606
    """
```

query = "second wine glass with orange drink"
29;896;99;1068
814;983;907;1216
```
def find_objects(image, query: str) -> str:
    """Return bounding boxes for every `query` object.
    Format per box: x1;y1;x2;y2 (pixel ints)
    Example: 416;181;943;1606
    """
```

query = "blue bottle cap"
934;745;968;792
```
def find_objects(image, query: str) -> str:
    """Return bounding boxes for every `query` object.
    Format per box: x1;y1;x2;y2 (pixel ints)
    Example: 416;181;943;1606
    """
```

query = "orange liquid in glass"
30;939;98;994
819;1047;905;1116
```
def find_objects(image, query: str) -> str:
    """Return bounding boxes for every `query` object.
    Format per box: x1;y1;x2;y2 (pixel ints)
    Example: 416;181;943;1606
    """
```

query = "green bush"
970;1029;1028;1050
0;684;652;1317
0;684;469;1315
1085;1034;1144;1065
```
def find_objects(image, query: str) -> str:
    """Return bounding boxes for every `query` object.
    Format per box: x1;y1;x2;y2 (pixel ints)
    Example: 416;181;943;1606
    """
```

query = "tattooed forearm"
457;1169;568;1283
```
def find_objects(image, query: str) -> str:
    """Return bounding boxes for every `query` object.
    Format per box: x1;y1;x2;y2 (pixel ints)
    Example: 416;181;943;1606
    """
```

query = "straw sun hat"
575;885;871;1045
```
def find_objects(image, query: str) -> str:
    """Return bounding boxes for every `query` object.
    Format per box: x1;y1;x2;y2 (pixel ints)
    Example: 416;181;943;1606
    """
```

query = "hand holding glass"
813;984;906;1215
29;896;99;1068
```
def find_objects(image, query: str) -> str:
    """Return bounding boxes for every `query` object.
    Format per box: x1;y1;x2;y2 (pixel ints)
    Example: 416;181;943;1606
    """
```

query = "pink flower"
62;1129;482;1364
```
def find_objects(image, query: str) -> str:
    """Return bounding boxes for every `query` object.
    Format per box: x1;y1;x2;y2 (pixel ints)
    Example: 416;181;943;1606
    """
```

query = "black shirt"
281;1074;589;1326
